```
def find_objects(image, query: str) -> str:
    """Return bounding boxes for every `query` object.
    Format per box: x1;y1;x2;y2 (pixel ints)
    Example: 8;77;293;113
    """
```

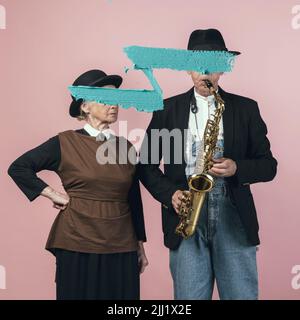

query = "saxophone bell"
175;173;214;239
189;173;214;193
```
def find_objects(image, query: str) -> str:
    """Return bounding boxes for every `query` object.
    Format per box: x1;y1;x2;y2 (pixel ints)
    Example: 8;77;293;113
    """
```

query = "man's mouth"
198;81;210;87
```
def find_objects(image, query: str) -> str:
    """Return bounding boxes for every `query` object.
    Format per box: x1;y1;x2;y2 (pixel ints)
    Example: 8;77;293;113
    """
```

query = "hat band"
190;44;228;51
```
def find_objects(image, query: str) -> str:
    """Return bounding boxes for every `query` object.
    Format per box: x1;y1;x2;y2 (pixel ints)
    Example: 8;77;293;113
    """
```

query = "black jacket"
138;87;277;250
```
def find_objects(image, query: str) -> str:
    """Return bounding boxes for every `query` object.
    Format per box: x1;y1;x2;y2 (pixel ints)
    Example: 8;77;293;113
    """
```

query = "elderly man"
138;29;277;300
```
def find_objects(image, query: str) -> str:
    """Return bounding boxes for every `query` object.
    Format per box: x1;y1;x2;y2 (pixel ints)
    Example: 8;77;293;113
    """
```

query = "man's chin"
195;87;211;97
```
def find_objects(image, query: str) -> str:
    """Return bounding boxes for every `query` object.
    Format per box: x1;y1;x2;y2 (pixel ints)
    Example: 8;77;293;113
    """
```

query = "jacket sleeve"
137;110;179;209
128;171;147;242
234;102;277;185
7;136;61;201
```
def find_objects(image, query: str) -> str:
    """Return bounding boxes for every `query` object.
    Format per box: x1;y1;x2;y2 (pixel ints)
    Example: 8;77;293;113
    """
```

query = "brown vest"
45;130;138;254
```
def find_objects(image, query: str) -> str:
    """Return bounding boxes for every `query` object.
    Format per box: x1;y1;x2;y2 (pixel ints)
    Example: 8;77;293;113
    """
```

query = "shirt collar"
194;87;216;104
83;123;113;140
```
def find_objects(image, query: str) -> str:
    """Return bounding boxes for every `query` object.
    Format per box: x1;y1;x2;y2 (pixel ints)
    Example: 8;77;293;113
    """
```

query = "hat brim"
190;46;241;56
192;47;241;56
228;50;241;56
69;74;122;117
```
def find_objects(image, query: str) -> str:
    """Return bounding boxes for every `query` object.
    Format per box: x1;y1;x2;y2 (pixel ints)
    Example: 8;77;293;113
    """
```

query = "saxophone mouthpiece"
204;79;213;89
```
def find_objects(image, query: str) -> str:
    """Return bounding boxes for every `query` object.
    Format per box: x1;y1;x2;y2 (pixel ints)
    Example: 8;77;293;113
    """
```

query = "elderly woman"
8;69;148;300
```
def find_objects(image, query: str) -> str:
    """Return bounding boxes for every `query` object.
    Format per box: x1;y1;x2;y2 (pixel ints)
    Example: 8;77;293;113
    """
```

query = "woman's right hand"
41;186;70;210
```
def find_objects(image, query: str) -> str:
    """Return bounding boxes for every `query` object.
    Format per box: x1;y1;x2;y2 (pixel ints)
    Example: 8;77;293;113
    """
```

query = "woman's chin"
108;116;118;123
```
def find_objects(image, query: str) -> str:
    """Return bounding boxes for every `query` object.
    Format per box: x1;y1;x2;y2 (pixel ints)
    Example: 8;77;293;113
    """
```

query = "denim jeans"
169;181;258;300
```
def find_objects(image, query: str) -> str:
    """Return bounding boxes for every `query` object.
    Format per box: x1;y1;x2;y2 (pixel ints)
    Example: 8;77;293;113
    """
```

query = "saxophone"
175;80;225;239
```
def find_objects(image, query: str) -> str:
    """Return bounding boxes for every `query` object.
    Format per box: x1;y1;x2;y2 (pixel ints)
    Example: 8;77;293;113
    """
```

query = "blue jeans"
170;181;258;300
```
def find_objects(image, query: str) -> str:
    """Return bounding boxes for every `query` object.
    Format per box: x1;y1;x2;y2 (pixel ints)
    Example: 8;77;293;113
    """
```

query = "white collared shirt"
83;123;113;140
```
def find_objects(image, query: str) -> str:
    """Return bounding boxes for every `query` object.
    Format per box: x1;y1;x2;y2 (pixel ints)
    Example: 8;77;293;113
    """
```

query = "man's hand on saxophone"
209;157;237;177
172;190;185;214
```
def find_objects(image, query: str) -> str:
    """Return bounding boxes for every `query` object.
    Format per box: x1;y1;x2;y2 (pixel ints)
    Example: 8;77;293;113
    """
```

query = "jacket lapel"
174;87;193;182
219;87;234;158
176;87;193;131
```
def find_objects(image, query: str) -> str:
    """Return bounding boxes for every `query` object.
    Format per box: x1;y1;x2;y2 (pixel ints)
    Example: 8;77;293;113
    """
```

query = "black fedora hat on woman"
187;28;241;55
69;69;123;117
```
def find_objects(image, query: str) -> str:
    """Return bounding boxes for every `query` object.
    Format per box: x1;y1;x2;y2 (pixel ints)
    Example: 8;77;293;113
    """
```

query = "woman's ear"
80;102;90;114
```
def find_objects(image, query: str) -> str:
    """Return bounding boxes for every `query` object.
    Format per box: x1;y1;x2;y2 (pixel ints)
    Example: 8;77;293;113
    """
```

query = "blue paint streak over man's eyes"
124;46;236;74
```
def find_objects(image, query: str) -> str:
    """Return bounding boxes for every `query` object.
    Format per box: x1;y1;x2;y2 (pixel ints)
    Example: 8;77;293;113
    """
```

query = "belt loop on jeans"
222;183;228;197
224;183;228;197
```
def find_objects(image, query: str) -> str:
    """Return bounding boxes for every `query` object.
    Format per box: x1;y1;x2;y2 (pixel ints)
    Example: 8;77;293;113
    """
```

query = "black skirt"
55;249;140;300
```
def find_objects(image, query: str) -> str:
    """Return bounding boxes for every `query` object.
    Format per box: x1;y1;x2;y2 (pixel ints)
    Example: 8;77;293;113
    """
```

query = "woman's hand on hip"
137;241;149;274
41;186;70;210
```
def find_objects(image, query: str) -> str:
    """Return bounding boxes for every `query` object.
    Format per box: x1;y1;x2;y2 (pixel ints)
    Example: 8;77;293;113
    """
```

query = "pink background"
1;0;300;300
